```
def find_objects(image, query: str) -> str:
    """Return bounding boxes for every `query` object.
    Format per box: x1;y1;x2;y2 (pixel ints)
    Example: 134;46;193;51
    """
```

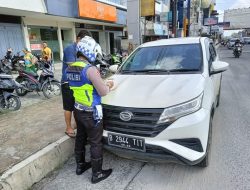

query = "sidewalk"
0;63;75;190
0;97;65;174
0;96;75;189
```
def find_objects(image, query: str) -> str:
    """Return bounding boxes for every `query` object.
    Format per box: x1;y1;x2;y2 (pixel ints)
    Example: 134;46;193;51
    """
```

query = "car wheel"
216;77;222;107
197;115;213;167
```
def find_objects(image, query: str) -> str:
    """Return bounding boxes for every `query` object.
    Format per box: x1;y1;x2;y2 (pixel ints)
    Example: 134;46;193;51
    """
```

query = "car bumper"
103;108;211;165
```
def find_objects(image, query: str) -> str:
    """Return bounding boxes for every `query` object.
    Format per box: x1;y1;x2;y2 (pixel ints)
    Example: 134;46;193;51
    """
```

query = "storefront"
0;0;47;58
0;0;127;62
77;0;126;54
0;15;25;58
23;17;75;62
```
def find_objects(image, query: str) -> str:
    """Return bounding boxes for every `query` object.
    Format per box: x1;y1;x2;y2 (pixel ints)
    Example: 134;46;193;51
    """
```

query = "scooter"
0;73;22;111
233;44;242;58
15;62;61;99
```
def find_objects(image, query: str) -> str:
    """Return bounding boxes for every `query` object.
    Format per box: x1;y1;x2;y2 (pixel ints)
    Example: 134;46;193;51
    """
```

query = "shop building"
0;0;127;61
127;0;170;46
0;0;47;58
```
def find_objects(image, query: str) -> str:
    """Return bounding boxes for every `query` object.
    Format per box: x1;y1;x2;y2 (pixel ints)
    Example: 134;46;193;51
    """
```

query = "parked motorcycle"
0;59;13;74
15;62;61;99
1;52;25;73
0;73;22;111
233;44;242;58
103;52;124;66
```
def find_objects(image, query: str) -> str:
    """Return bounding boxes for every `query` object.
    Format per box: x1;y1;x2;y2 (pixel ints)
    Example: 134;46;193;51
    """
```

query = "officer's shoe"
91;158;112;184
91;169;112;184
76;162;91;175
75;151;91;175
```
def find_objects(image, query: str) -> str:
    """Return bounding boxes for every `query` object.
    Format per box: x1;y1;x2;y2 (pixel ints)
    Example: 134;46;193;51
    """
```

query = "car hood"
102;74;205;108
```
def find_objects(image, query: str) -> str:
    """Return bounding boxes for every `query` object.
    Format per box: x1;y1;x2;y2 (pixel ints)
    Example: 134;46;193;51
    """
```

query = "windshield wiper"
120;68;200;74
167;68;200;72
121;69;170;73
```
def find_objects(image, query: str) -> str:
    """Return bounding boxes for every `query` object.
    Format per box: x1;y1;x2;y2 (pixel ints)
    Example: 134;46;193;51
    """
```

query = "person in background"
127;42;134;55
41;41;52;63
22;48;37;74
234;39;242;47
5;48;13;60
66;36;114;184
62;30;92;138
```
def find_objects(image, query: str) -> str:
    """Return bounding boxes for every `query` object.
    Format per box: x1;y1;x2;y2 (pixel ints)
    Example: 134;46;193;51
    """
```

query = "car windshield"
120;44;202;74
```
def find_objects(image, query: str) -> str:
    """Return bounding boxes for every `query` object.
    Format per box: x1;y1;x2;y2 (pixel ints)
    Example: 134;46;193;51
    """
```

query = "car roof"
140;37;203;48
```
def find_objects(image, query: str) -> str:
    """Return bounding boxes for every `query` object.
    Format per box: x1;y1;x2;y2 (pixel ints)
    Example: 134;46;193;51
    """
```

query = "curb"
0;136;74;190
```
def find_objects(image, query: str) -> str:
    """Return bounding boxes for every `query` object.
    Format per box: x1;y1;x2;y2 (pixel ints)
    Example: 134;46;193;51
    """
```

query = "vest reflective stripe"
67;61;101;107
70;61;87;67
70;84;94;107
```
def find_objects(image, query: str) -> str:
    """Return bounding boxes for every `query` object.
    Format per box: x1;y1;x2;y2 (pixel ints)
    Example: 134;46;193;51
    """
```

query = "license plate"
107;133;145;152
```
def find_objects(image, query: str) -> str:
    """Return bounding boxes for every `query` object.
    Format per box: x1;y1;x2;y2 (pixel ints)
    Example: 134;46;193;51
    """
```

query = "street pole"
187;0;191;36
139;0;142;45
172;0;177;37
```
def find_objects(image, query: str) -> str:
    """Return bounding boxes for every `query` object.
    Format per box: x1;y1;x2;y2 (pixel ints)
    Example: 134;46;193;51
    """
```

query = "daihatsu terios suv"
102;37;229;167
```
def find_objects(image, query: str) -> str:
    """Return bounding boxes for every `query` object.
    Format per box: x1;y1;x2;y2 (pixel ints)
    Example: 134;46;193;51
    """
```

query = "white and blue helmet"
76;36;102;63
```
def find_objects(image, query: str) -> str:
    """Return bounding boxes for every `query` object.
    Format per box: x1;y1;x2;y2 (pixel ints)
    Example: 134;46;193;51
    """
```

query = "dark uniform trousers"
73;108;103;159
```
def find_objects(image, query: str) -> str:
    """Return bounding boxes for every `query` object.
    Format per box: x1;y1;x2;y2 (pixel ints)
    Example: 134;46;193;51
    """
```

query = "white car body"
102;37;228;166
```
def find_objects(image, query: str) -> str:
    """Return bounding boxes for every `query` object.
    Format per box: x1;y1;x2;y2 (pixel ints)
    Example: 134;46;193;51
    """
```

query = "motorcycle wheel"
42;81;61;99
0;96;21;111
15;78;28;96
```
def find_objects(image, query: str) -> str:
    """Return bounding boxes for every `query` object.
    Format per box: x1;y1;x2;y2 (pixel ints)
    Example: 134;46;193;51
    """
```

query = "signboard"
141;0;155;17
218;22;230;29
117;9;127;25
169;23;173;30
154;23;163;35
75;23;103;30
211;25;219;32
30;44;42;51
78;0;117;22
204;17;218;26
160;11;172;22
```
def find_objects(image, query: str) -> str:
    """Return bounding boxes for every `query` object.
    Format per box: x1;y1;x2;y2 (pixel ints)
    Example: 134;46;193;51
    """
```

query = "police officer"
66;36;114;184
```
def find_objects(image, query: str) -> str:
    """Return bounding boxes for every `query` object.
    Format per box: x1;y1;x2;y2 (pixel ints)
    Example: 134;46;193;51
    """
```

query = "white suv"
102;37;229;167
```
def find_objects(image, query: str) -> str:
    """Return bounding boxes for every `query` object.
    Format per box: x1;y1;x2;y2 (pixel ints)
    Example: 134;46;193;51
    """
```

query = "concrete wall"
23;17;74;28
44;0;78;18
224;8;250;29
127;0;140;46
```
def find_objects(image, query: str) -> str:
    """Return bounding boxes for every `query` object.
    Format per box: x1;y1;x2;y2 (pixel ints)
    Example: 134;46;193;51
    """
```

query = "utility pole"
139;0;142;44
187;0;191;36
172;0;177;37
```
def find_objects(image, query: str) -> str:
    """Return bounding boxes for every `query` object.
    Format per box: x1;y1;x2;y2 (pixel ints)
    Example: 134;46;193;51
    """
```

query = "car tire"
197;115;213;167
216;77;222;108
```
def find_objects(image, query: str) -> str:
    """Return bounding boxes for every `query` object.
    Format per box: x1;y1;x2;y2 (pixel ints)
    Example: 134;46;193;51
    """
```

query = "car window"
208;43;217;69
120;44;202;73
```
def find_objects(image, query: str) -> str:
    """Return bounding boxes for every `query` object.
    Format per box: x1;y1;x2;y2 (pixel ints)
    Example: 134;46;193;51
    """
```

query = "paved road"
34;46;250;190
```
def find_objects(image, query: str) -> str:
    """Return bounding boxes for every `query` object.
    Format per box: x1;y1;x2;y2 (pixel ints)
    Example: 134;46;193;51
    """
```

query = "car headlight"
158;93;203;124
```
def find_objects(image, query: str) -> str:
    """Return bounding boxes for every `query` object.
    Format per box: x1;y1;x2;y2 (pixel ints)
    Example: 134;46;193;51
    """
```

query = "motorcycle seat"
23;70;38;77
0;74;12;79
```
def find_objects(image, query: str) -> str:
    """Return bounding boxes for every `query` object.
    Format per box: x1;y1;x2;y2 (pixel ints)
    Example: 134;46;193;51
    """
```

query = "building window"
28;27;60;61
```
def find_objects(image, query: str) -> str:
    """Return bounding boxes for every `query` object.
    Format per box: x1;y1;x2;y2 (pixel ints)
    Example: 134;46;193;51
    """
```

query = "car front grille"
103;104;172;137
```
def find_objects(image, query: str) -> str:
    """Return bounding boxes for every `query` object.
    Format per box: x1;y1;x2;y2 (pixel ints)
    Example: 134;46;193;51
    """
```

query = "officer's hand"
106;80;114;89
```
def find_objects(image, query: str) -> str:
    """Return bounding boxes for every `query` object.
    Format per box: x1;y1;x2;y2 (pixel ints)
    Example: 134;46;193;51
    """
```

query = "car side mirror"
109;64;119;73
210;61;229;75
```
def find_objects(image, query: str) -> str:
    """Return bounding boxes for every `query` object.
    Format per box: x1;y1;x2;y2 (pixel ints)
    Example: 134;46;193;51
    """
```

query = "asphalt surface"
33;45;250;190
